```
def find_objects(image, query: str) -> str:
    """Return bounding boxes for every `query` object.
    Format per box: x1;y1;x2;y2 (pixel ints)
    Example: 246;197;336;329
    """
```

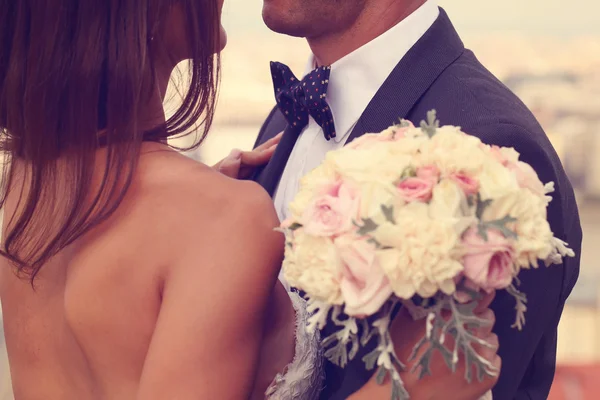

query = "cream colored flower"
476;158;520;200
283;231;344;304
499;146;520;164
428;179;476;235
387;134;429;157
358;181;397;220
482;190;553;268
403;125;427;139
325;144;412;184
418;128;488;174
373;203;463;299
429;179;465;218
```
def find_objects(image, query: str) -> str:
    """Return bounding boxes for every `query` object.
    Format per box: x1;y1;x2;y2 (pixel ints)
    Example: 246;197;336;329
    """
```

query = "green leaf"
375;366;388;385
477;223;490;242
400;166;417;180
464;348;473;383
288;222;303;231
363;348;381;370
507;284;528;330
360;319;376;346
467;194;476;208
486;216;518;239
456;280;482;303
355;218;378;236
478;216;518;242
420;110;440;137
381;204;395;224
391;378;411;400
348;334;360;361
398;118;412;128
475;195;493;220
324;343;348;367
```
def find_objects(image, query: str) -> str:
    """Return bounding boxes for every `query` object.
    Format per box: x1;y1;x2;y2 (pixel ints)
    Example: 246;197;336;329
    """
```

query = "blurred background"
1;0;599;398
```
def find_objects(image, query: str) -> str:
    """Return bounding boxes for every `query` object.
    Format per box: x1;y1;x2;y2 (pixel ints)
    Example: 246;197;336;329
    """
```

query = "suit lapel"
347;8;465;143
256;124;298;197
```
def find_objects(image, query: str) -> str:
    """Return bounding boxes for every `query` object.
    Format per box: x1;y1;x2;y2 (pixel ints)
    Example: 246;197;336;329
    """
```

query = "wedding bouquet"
278;111;575;399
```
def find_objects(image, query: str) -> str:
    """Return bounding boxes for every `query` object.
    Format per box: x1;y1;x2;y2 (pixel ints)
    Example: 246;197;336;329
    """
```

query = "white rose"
359;182;397;220
429;179;476;235
387;135;429;157
477;159;520;200
404;125;427;139
419;129;487;174
326;144;412;184
429;179;464;218
284;231;344;304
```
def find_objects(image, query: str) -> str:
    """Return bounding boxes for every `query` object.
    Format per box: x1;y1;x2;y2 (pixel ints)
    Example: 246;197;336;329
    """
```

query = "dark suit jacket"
253;8;582;400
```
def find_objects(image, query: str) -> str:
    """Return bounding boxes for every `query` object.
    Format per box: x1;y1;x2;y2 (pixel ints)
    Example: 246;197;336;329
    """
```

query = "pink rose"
510;161;545;196
461;227;515;292
397;177;435;202
450;172;480;196
416;165;440;184
302;181;360;237
336;237;393;317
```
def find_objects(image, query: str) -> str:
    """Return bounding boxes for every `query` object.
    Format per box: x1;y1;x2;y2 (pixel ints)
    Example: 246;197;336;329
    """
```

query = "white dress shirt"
273;0;439;222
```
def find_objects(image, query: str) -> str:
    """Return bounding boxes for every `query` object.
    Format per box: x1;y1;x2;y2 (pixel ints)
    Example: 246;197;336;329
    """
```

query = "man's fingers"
472;332;500;369
475;308;496;336
474;290;496;314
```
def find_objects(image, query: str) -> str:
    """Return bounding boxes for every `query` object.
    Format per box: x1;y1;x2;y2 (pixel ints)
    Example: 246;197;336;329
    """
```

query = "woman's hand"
351;292;501;400
213;133;282;179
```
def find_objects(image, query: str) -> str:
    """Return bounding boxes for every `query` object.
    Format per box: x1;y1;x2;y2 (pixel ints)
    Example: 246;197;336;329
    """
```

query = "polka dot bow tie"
270;61;336;141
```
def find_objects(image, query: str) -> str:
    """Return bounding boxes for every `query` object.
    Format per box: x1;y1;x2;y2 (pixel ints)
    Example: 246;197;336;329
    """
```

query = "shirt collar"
304;0;440;143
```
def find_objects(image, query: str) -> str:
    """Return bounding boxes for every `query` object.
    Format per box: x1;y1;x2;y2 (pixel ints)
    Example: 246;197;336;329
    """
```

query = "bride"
0;1;500;399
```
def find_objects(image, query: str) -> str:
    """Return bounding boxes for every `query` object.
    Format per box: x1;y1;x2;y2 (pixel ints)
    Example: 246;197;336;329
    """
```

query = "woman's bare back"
0;144;294;399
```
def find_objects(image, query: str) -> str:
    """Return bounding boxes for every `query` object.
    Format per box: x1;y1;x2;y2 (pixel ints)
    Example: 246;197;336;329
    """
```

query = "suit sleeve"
478;123;582;400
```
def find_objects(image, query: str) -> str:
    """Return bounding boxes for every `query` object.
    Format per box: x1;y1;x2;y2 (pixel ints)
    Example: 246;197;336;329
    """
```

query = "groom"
253;0;582;399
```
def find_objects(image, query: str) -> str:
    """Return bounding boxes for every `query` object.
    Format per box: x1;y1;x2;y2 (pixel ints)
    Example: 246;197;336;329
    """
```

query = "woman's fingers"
239;143;277;167
215;149;242;178
254;132;283;152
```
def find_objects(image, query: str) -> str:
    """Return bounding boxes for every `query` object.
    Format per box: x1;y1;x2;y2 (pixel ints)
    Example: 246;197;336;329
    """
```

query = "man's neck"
308;0;427;66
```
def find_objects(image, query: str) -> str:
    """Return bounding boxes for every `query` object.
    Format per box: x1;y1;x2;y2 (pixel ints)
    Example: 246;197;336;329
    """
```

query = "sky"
222;0;600;37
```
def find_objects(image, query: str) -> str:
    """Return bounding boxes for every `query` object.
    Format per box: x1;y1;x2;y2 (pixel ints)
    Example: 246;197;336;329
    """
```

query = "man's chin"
262;2;308;38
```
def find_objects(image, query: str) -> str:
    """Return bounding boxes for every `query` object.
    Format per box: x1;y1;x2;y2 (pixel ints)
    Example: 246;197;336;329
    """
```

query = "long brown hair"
0;0;221;281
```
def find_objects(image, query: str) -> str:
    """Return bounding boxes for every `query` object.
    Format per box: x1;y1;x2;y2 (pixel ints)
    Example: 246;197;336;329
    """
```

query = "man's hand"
398;292;500;400
213;133;283;179
350;292;501;400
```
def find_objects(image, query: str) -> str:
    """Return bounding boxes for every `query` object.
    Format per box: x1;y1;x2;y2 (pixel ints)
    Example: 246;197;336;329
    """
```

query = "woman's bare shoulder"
131;145;284;286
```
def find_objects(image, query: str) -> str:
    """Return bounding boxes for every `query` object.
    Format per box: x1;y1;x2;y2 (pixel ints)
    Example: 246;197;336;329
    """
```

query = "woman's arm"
136;181;284;400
